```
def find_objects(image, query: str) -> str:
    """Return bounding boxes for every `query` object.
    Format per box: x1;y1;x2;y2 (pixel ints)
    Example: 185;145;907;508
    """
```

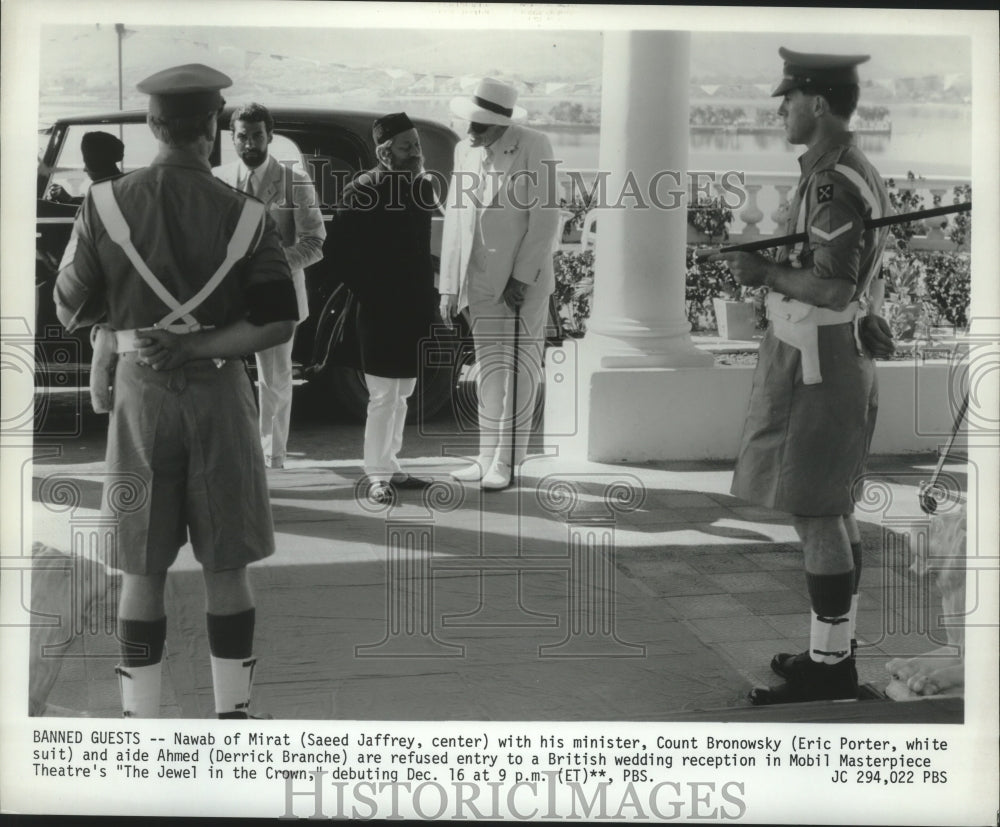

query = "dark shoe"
749;657;859;706
771;639;858;680
368;482;395;505
391;474;433;490
218;711;273;720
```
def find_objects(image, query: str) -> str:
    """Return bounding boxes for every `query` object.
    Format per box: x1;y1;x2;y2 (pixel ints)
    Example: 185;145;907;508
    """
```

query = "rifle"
694;201;971;261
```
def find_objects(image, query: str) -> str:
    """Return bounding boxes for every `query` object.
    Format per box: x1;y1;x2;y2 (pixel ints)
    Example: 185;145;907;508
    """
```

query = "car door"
36;118;151;385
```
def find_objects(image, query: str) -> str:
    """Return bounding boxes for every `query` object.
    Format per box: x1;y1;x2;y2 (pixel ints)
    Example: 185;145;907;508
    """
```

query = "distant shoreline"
528;122;600;133
531;122;893;137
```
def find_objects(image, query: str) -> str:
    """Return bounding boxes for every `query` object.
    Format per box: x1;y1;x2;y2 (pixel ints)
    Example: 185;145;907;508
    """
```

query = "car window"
417;126;454;195
277;129;367;209
48;123;153;197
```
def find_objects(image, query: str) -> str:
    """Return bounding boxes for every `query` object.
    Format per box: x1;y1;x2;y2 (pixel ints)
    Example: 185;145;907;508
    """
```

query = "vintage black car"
35;106;563;421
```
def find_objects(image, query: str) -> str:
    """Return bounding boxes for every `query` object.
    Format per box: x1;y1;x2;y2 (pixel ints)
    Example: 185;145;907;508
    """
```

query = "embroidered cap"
372;112;415;144
771;47;869;97
137;63;232;118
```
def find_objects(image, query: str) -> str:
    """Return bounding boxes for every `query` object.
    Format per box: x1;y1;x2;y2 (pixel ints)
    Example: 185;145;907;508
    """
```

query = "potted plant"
711;288;757;341
687;196;757;339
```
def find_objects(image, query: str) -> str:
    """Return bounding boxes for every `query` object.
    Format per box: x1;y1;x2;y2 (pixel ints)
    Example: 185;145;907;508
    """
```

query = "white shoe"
481;460;513;491
451;457;491;482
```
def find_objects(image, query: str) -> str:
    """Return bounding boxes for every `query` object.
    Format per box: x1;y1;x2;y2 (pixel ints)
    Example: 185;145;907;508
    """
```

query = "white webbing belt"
90;180;265;354
766;292;860;385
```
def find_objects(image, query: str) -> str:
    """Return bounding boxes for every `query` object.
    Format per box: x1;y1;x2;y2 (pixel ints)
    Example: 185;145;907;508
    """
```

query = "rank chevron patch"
811;221;853;241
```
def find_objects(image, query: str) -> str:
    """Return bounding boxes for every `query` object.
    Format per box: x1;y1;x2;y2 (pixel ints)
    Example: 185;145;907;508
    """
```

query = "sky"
39;25;970;92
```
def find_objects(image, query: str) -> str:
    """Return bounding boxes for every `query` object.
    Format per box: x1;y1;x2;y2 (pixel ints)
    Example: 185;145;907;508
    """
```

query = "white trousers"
467;283;547;467
255;337;295;463
364;375;417;483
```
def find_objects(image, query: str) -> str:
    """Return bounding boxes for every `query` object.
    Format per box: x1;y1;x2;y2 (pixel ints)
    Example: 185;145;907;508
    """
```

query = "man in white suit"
214;103;326;468
439;78;561;490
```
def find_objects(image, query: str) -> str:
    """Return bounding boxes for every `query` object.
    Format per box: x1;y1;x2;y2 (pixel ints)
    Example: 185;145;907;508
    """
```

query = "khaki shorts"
731;322;878;517
101;354;275;574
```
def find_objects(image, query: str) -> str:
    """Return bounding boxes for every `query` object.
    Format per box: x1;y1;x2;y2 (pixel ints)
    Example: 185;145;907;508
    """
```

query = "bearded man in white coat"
439;78;561;490
214;102;326;469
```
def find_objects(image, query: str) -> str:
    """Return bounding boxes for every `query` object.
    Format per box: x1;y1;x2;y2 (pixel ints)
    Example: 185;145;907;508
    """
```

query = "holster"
766;292;859;385
89;324;118;414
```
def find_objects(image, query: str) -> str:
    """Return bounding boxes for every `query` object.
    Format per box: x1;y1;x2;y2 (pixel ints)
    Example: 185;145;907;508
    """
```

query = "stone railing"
556;169;971;253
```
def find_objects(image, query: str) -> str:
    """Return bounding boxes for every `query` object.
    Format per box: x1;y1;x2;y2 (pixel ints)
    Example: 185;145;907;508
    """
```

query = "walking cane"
510;303;520;483
918;390;969;515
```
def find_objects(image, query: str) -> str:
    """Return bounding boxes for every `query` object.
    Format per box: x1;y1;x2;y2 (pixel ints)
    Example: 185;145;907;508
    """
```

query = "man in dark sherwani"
336;112;438;504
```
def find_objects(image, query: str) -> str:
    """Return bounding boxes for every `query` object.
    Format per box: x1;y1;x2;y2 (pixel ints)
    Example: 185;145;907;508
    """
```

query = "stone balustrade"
556;169;971;253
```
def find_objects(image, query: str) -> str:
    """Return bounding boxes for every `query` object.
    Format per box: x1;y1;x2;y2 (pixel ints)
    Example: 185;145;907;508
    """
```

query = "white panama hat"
449;77;527;125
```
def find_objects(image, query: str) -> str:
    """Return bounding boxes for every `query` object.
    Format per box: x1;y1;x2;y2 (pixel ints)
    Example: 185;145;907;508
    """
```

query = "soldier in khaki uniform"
713;48;894;705
55;64;298;718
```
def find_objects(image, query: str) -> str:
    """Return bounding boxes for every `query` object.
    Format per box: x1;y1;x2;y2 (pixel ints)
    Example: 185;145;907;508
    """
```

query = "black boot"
771;639;858;679
749;656;859;706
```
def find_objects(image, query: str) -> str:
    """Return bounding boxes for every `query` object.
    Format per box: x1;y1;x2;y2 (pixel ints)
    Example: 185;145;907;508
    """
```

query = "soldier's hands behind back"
135;329;191;371
858;314;895;358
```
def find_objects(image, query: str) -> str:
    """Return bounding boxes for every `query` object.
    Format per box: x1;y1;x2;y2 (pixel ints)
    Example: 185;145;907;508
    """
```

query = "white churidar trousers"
364;374;417;483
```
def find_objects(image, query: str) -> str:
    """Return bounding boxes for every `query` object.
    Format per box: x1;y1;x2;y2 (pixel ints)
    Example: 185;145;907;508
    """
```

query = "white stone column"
541;29;734;463
585;30;712;368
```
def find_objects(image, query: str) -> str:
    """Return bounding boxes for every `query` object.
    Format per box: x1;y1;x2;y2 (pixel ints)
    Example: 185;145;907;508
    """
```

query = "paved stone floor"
28;445;967;723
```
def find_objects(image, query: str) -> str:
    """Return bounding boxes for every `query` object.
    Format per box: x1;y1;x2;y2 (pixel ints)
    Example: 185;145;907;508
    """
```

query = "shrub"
687;194;733;243
882;175;972;334
884;172;928;250
921;251;971;329
882;249;971;336
883;252;934;339
552;249;594;336
948;183;972;249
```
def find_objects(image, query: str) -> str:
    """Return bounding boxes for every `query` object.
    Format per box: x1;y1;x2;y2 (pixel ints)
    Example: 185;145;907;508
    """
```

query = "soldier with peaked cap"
711;48;895;705
54;63;298;718
335;112;438;505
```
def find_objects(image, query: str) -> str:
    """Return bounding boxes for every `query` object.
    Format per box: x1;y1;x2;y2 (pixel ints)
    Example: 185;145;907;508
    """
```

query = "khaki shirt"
778;132;891;303
55;151;295;332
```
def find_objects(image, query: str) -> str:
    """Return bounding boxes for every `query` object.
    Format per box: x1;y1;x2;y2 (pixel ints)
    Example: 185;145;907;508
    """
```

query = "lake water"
39;97;971;180
543;103;972;178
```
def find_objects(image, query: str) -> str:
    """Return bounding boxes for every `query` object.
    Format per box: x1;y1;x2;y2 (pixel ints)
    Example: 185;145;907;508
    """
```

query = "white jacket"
439;124;560;307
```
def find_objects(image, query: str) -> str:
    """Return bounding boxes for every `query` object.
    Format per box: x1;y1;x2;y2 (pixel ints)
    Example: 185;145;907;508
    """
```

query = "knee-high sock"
849;542;863;645
806;571;855;664
207;609;256;719
116;617;167;718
